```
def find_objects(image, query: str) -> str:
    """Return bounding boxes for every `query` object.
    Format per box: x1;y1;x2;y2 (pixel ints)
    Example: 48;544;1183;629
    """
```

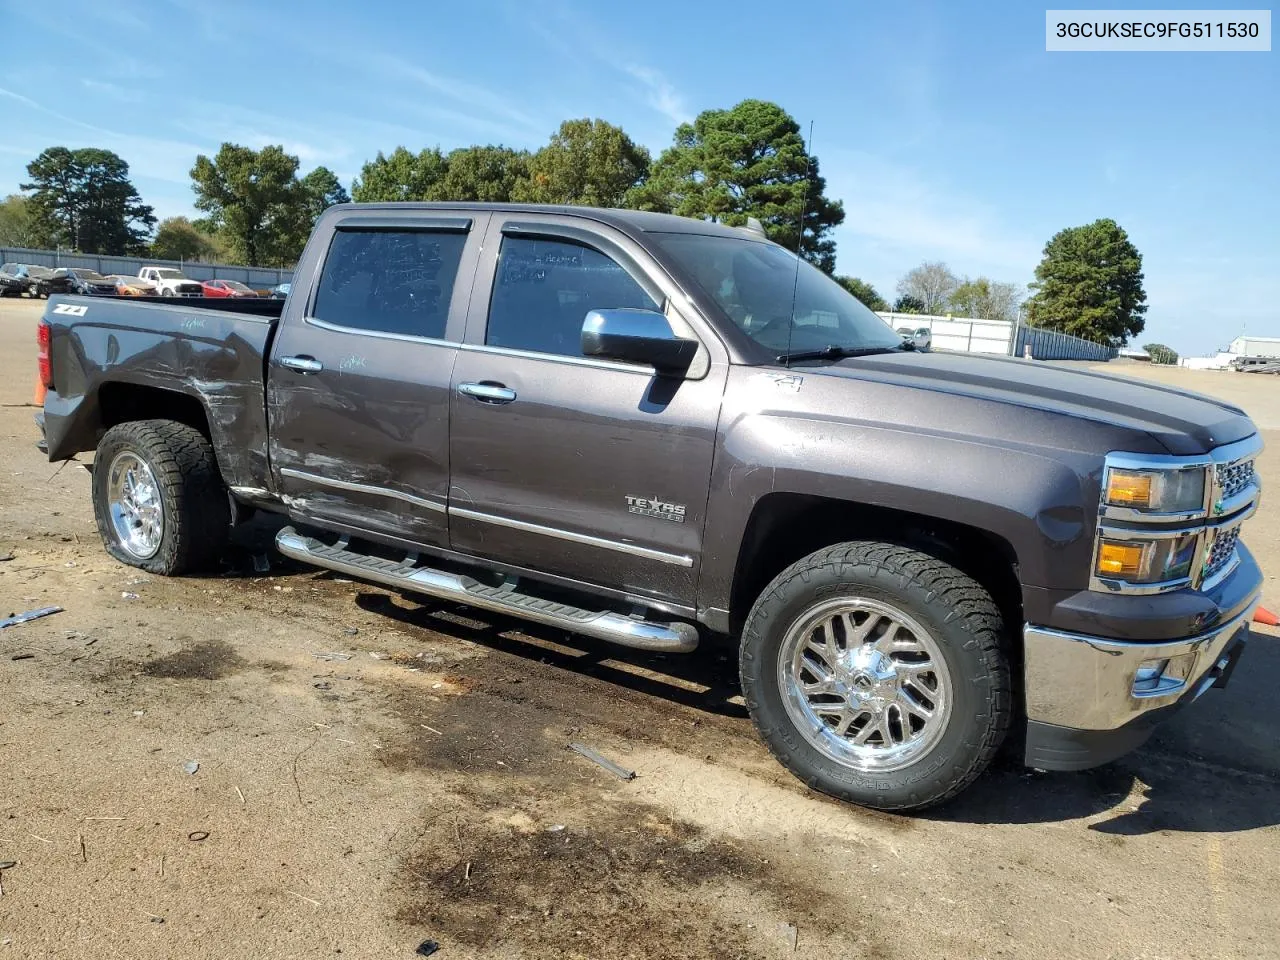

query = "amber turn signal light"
1096;541;1149;577
1105;471;1153;507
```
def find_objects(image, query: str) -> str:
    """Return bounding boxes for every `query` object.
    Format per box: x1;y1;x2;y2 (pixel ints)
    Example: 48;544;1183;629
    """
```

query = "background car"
268;282;291;300
0;263;53;297
201;279;260;298
109;275;159;297
897;326;932;352
52;268;119;296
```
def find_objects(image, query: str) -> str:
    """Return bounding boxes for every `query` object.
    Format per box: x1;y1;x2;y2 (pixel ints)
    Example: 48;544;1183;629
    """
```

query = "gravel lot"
2;296;1278;959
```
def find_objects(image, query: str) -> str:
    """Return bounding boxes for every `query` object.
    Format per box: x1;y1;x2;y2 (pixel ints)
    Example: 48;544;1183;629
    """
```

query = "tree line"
0;98;1147;346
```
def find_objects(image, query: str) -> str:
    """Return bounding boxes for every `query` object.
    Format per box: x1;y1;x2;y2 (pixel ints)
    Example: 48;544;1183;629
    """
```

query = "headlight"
1103;465;1206;516
1093;531;1199;586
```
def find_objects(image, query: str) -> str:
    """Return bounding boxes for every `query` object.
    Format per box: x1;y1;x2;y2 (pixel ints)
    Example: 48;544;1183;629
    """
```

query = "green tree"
1143;342;1178;364
300;167;350;219
351;147;448;202
893;294;925;314
896;261;958;315
0;194;47;247
948;276;1021;322
437;146;529;202
190;143;329;266
1026;218;1147;346
513;118;649;207
150;216;220;262
835;276;888;311
22;147;155;254
629;99;845;273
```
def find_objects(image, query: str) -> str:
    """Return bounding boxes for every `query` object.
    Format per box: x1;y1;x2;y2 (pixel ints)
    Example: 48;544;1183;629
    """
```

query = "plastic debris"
0;552;14;562
415;941;440;957
183;761;200;775
569;742;636;781
343;627;359;636
121;592;139;601
547;824;566;833
312;652;353;662
0;606;64;629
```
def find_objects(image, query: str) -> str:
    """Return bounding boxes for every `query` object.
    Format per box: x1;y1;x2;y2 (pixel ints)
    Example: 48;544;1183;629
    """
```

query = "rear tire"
740;540;1012;812
92;420;230;575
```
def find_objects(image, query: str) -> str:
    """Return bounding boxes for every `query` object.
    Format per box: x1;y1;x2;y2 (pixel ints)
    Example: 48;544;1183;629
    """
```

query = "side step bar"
275;527;699;654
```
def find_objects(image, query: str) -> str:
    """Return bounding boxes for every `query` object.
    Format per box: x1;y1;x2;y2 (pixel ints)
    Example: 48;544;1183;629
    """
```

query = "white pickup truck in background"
137;266;204;297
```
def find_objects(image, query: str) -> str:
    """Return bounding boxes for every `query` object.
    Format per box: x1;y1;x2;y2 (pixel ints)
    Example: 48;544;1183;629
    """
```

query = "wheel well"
727;494;1023;637
97;383;212;442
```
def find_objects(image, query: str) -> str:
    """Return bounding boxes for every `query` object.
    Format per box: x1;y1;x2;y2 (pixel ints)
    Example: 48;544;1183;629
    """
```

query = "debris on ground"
415;940;440;957
120;592;139;601
313;652;353;662
0;551;14;562
10;653;34;661
343;626;359;636
0;861;17;870
777;922;799;952
569;742;636;781
1;606;64;629
183;761;200;775
187;831;209;842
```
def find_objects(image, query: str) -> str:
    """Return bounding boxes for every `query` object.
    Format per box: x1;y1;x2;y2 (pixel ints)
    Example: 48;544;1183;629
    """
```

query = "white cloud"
623;65;692;127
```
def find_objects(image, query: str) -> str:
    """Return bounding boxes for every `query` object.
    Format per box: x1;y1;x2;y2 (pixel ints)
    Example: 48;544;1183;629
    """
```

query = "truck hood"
807;351;1253;456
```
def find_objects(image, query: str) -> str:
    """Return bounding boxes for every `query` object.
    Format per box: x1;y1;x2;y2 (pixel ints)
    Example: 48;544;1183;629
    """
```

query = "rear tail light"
37;319;53;390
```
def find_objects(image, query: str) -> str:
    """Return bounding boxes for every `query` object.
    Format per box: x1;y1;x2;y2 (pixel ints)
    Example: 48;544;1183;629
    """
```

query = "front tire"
740;541;1012;812
92;420;231;575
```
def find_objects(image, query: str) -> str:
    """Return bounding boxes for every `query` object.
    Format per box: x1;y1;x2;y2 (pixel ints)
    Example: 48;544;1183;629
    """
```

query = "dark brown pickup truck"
35;202;1263;810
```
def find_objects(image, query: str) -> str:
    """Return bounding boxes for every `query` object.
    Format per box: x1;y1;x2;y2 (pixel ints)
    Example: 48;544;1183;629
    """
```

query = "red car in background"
201;279;259;298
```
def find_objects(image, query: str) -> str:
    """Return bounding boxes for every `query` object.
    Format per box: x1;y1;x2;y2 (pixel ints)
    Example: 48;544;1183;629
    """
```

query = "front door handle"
279;355;324;374
458;382;517;404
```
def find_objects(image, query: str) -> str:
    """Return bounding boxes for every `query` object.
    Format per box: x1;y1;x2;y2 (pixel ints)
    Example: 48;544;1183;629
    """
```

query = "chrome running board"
275;526;699;654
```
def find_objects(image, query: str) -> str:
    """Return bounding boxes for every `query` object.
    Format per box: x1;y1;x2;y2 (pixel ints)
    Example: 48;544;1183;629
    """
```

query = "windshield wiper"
775;342;913;364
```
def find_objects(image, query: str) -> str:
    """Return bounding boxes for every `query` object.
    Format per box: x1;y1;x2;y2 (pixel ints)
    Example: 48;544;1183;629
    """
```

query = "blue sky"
0;0;1274;355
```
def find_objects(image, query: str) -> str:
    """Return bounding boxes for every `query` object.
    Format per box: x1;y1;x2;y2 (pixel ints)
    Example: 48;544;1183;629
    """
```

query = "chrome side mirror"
581;309;699;376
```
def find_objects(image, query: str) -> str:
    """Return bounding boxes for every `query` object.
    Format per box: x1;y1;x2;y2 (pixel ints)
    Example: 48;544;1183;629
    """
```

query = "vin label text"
1047;10;1271;51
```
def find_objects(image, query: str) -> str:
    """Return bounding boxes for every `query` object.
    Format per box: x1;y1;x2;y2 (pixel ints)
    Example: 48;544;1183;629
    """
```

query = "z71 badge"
626;495;686;523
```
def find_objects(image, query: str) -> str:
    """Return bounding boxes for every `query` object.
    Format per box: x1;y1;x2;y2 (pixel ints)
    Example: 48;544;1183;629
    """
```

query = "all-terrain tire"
92;420;230;575
740;540;1012;812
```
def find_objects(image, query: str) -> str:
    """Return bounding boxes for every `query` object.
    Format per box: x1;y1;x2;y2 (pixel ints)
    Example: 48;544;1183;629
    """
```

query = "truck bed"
41;294;280;494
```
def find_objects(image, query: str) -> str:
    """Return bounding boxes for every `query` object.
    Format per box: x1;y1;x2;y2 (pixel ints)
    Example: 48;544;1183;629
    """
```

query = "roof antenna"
783;120;814;369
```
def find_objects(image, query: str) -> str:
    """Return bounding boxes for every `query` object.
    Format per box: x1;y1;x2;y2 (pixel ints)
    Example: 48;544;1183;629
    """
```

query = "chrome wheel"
778;597;952;773
106;452;163;559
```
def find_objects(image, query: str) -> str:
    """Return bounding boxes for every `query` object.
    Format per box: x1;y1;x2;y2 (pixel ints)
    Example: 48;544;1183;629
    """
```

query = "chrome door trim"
449;506;694;567
303;314;459;347
279;467;446;513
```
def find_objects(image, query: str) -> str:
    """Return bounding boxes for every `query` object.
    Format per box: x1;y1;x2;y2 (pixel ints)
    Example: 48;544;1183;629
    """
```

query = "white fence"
876;311;1118;361
878;312;1014;354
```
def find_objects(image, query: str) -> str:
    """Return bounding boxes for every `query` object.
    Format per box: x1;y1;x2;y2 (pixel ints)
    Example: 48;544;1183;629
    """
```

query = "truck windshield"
651;232;903;359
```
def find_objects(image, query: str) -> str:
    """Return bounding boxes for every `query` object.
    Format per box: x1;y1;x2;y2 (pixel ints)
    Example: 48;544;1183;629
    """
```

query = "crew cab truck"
35;203;1263;811
137;265;204;298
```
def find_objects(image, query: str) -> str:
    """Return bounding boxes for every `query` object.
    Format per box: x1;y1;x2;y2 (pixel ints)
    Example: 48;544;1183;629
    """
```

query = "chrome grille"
1216;459;1256;502
1205;526;1241;578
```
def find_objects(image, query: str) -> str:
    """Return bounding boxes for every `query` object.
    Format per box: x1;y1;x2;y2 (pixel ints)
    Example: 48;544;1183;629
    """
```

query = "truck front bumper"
1023;596;1257;771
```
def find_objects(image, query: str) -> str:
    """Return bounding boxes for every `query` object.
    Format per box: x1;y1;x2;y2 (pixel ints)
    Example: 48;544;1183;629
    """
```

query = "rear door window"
313;229;468;340
486;236;658;357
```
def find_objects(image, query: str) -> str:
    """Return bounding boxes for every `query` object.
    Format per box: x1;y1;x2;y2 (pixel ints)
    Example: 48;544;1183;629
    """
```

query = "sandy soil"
2;297;1278;959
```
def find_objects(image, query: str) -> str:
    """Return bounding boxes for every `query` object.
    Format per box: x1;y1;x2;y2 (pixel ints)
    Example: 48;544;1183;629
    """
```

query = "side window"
312;228;468;339
486;236;659;357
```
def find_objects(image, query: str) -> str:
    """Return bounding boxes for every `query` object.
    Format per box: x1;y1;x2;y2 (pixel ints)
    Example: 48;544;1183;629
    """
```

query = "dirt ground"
1;295;1278;959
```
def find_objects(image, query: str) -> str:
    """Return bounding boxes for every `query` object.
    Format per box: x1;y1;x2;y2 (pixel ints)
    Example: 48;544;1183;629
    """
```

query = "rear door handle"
279;355;324;374
458;382;517;404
